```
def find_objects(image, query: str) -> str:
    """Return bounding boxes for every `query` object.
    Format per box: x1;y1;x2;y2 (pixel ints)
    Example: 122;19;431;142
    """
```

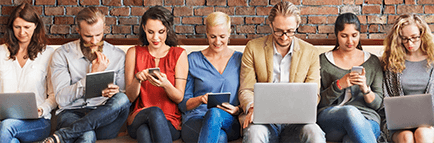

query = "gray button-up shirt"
51;40;125;114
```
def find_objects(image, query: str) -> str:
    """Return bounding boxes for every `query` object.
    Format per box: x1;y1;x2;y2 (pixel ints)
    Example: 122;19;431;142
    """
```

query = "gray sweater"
318;53;384;124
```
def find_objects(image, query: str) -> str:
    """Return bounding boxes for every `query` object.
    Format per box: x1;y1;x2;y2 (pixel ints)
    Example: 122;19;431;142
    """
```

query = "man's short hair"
268;1;301;26
76;7;105;28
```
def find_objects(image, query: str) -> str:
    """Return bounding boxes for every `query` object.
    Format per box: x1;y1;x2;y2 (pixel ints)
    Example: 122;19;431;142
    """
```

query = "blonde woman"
382;13;434;143
178;12;242;143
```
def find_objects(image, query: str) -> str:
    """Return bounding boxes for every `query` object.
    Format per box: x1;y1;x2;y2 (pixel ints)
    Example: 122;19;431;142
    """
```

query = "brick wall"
0;0;434;39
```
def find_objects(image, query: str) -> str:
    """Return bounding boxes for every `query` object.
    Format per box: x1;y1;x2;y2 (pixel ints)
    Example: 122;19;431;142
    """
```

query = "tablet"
85;70;115;99
207;92;231;109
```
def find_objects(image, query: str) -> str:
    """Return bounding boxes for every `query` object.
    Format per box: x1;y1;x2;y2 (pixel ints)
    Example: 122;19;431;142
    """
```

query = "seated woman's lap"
181;108;240;142
127;106;180;141
317;105;380;142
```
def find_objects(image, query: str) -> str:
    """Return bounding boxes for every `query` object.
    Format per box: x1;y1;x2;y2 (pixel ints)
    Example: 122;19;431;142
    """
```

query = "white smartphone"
351;66;363;74
148;67;160;79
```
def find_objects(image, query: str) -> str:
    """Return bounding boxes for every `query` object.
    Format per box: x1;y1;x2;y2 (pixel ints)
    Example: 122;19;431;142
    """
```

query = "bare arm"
125;47;141;102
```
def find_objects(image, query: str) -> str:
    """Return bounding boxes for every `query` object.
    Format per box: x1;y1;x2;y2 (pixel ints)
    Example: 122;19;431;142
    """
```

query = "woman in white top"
0;3;57;143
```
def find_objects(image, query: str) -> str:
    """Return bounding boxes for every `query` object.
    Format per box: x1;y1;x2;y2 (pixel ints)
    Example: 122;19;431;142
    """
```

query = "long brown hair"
382;14;434;73
3;3;47;60
139;6;177;47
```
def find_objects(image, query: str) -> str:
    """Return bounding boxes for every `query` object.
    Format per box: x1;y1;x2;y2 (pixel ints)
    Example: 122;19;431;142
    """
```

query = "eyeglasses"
401;36;421;44
273;30;296;37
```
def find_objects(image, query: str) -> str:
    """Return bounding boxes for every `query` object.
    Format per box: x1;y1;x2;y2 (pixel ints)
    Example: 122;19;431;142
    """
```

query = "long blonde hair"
382;14;434;73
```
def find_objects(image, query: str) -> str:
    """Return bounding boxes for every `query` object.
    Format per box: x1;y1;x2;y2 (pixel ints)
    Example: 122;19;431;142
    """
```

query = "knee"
243;125;269;142
147;107;166;121
301;124;326;142
113;92;131;108
301;124;325;136
393;130;414;143
414;127;434;142
81;130;97;143
204;108;224;125
336;106;364;124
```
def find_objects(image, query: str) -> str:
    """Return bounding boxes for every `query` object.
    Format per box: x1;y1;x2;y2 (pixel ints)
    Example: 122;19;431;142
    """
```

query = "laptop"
384;94;434;130
0;92;39;120
85;70;115;99
253;83;318;124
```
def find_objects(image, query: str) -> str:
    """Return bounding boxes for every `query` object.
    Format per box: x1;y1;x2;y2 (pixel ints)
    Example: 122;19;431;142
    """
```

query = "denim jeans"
127;106;180;143
55;93;130;143
0;118;51;143
242;123;325;143
181;108;240;143
317;105;381;143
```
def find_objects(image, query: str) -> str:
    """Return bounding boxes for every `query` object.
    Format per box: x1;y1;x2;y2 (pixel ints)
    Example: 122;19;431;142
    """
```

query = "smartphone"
351;66;363;74
148;67;160;80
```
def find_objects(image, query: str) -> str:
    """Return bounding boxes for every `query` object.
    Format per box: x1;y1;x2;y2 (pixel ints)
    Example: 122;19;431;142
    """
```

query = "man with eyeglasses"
238;1;325;143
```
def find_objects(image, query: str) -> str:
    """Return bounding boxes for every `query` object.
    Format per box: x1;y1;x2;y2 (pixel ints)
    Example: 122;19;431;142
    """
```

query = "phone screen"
148;68;160;80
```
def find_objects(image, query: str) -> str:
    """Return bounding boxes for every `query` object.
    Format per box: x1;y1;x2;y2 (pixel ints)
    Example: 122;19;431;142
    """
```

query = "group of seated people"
0;1;433;143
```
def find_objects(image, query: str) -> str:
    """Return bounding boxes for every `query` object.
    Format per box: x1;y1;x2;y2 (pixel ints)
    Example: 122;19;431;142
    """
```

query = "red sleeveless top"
131;45;184;130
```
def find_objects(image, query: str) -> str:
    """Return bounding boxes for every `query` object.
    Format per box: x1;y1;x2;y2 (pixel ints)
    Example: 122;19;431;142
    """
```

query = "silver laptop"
384;94;434;130
0;92;39;120
253;83;318;124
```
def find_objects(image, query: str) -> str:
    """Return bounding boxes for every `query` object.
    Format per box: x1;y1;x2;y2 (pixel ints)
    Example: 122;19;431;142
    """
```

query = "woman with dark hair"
124;6;188;142
317;13;383;142
382;14;434;143
0;3;56;142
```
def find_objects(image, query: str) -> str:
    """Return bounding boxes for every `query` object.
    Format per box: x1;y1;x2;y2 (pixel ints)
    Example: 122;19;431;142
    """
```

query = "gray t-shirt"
402;59;432;95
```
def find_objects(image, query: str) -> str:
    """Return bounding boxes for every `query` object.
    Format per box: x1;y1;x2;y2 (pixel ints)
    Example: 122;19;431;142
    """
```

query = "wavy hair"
333;13;362;51
268;1;301;26
3;3;47;60
139;6;177;47
382;14;434;73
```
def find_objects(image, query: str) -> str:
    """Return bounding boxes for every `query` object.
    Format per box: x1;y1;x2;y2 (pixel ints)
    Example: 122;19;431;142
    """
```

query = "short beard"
80;38;104;62
274;38;291;48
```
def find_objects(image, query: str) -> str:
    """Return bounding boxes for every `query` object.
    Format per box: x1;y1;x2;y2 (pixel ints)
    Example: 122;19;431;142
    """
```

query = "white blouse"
0;44;57;119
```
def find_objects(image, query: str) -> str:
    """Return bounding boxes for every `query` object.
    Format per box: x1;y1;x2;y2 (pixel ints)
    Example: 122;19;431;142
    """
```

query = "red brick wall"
1;0;434;39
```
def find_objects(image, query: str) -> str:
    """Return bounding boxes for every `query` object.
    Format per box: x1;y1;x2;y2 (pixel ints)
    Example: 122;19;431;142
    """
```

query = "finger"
243;117;251;128
361;68;366;75
95;51;102;62
154;71;163;80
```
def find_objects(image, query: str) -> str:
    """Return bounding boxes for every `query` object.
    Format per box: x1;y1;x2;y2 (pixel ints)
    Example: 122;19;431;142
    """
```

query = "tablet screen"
207;92;231;109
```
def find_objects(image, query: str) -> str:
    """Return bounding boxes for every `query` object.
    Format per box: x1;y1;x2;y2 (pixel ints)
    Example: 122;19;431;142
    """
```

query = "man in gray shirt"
43;7;130;143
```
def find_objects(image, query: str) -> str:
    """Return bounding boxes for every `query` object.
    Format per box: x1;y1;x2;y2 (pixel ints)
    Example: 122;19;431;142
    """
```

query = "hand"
102;84;119;98
38;107;43;117
199;93;208;104
147;71;171;88
349;68;369;93
338;73;353;89
135;69;149;83
243;106;254;129
217;103;240;115
91;52;110;73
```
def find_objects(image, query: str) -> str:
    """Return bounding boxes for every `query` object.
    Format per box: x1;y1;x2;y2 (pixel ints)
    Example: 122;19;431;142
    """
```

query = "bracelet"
336;79;342;90
135;74;142;83
363;88;371;95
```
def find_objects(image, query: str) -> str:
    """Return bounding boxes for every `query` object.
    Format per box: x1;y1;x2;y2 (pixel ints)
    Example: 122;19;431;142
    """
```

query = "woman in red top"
124;6;188;143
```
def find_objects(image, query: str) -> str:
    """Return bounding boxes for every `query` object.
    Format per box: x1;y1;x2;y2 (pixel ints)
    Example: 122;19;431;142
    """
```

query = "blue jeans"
55;93;131;143
317;105;381;143
243;123;325;143
0;118;51;143
181;108;240;143
127;106;180;143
